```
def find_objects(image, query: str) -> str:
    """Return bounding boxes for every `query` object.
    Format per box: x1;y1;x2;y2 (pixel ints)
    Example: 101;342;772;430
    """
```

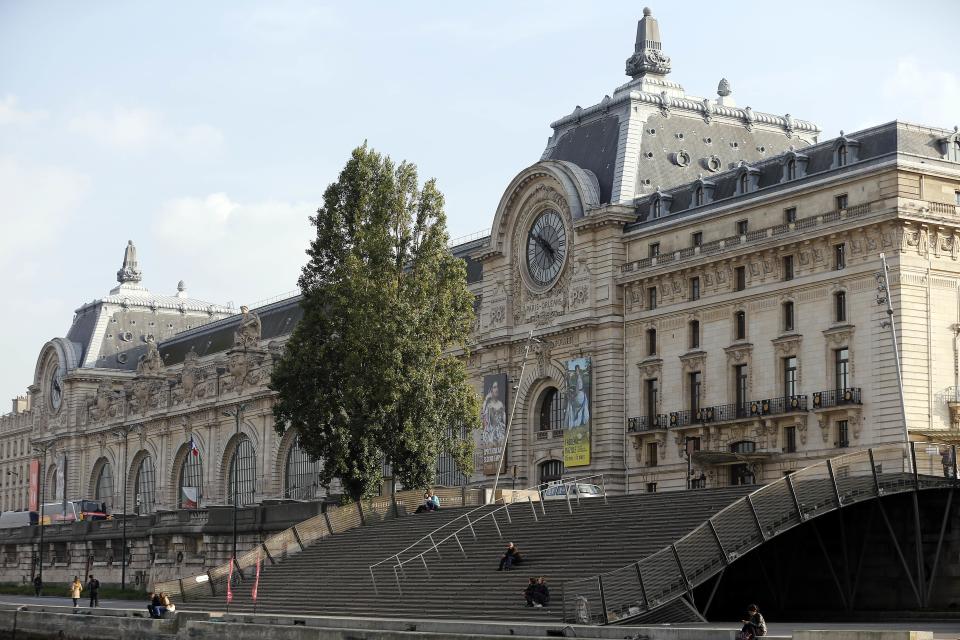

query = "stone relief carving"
87;381;121;423
137;338;164;376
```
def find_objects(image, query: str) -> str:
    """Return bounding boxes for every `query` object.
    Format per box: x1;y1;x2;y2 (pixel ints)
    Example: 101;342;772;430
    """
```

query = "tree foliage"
270;144;479;501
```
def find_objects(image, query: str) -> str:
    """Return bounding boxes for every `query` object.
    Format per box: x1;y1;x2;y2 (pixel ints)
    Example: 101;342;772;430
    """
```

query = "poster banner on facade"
28;458;39;512
56;453;67;503
480;373;508;476
563;357;591;467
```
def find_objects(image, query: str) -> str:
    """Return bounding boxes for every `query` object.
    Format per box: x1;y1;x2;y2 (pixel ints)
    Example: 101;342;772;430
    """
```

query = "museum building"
0;9;959;583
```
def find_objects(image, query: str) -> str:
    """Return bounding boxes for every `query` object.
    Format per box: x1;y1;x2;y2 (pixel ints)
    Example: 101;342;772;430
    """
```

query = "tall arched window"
134;455;156;515
539;459;564;484
178;450;203;509
837;143;848;167
739;173;749;194
228;436;257;507
787;158;797;180
652;197;662;219
94;462;114;510
285;438;322;500
694;186;704;206
538;388;564;432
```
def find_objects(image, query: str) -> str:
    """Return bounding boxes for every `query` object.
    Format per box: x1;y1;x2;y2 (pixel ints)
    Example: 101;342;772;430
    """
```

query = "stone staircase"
183;486;753;622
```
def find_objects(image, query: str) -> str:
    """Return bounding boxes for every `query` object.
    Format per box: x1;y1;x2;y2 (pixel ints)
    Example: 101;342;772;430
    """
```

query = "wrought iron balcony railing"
749;394;808;416
627;415;670;433
811;388;862;409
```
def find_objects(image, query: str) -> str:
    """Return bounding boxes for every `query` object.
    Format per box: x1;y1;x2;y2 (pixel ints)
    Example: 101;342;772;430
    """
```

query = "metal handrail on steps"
563;441;959;626
369;473;608;595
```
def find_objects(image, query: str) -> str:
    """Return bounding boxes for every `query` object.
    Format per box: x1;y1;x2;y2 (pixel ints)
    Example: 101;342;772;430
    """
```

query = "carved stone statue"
87;381;119;422
234;305;262;349
138;338;164;376
116;240;143;285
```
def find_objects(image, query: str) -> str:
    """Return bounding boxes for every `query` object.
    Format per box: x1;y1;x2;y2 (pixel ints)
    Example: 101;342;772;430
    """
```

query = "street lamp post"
491;331;540;499
112;424;138;591
30;441;53;595
222;404;247;568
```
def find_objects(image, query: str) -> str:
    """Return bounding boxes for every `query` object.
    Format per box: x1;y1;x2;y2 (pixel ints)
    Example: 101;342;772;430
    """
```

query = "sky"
0;0;958;403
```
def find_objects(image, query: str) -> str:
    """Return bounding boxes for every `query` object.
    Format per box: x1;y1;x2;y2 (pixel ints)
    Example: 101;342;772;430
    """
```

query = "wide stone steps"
187;487;753;622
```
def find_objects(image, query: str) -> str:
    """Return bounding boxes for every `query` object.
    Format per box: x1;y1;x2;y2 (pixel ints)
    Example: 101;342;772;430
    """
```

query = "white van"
541;483;604;500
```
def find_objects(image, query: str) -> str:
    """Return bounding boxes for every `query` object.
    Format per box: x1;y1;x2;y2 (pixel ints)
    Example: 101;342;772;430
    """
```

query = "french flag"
189;435;199;457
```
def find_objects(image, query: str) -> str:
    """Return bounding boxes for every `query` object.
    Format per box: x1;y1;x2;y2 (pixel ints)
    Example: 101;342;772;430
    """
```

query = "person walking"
69;576;83;608
86;574;100;608
739;604;767;639
33;575;42;597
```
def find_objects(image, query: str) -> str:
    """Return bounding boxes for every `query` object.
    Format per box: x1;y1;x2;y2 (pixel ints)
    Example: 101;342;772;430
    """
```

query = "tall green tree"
270;144;479;501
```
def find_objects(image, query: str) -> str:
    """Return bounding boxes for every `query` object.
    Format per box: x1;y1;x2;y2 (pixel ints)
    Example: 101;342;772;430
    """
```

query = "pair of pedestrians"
67;575;100;607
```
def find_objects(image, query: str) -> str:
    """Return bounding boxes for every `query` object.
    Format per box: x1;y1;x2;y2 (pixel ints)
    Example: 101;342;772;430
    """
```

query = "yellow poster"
563;357;591;467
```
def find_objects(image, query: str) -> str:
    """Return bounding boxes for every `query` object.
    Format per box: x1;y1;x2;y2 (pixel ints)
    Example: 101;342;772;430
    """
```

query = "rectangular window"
690;277;700;301
734;364;748;412
835;347;849;390
784;426;797;453
647;287;657;310
782;255;794;281
783;301;795;332
736;219;749;236
646;482;658;493
837;420;850;448
646;328;657;356
649;242;660;258
689;371;702;414
955;191;960;206
783;356;798;397
835;193;848;210
692;231;703;247
784;207;797;224
735;266;746;291
835;291;847;322
735;311;746;340
646;443;659;467
835;243;846;270
689;320;700;349
645;379;658;423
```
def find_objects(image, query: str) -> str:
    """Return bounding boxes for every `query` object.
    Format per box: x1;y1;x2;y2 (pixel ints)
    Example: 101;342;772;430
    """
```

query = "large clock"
525;209;567;286
49;365;64;412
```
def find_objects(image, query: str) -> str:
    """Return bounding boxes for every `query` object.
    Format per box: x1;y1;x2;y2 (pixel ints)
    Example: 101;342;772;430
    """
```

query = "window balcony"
627;414;669;433
811;388;862;409
750;395;808;416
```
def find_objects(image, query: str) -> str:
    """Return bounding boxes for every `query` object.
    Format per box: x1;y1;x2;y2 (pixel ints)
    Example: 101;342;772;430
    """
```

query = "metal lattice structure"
178;452;203;508
94;461;114;510
562;441;959;625
284;439;322;499
134;455;156;515
228;436;256;507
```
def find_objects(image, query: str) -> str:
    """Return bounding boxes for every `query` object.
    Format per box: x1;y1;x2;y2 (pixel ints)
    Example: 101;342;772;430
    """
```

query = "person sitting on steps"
532;576;550;608
147;592;165;618
498;542;522;571
415;489;440;513
739;603;767;640
523;577;537;606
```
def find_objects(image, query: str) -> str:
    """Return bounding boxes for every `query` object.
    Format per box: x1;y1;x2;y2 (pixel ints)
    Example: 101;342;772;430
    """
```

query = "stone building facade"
0;7;958;587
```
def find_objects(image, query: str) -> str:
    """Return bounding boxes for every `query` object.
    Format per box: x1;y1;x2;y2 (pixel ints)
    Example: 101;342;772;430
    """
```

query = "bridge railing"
563;441;958;625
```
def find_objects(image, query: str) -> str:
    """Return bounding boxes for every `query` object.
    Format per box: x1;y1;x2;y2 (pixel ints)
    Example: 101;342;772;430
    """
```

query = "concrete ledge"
794;632;934;640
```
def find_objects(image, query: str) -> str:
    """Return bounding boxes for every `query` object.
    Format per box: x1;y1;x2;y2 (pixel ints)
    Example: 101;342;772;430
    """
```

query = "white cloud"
0;95;47;126
152;193;314;305
882;58;960;128
67;107;223;153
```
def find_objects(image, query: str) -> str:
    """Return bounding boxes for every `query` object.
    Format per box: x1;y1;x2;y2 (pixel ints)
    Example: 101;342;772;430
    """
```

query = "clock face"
525;210;567;286
49;366;64;412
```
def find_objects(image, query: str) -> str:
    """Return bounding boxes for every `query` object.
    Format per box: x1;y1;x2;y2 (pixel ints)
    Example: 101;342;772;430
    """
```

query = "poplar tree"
270;144;479;501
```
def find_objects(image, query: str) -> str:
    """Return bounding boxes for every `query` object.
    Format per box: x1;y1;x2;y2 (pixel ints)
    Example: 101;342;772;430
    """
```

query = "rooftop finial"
625;8;671;79
717;78;731;97
116;240;143;285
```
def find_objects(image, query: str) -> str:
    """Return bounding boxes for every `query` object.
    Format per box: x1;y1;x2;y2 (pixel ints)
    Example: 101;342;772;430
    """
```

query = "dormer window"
735;162;760;195
648;191;673;220
831;134;860;169
653;197;662;218
787;158;796;180
937;128;960;162
739;173;749;194
695;186;704;206
837;143;848;167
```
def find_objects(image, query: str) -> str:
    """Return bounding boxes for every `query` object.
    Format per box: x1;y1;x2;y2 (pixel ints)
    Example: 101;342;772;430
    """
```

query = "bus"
39;500;110;525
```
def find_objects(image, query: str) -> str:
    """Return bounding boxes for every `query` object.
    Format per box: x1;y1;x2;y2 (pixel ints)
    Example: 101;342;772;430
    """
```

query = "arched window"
694;186;704;206
689;320;700;349
652;197;662;219
94;462;114;510
837;143;848;167
539;460;564;485
228;436;257;507
739;173;749;194
285;438;323;500
134;455;156;515
834;291;847;322
734;311;746;341
178;450;203;509
787;158;796;180
538;388;564;432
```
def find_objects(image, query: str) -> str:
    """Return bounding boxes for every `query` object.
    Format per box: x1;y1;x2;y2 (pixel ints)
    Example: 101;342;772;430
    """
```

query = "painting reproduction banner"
480;373;508;476
563;357;591;467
